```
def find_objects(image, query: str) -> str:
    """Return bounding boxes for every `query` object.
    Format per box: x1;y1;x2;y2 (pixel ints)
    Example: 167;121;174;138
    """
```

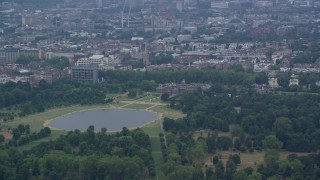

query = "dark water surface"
48;109;158;132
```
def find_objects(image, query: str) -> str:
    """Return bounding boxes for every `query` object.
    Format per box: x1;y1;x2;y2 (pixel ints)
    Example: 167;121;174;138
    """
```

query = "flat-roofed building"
211;1;229;9
156;82;211;96
0;48;39;64
76;55;108;67
71;65;98;83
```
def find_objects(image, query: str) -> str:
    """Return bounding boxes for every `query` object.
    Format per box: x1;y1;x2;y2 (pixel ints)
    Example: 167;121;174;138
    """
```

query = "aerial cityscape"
0;0;319;179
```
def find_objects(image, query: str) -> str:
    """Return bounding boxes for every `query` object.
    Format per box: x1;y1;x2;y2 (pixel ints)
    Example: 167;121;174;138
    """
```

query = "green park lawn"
2;104;113;151
4;104;112;132
105;93;120;100
150;105;185;119
122;103;153;109
141;120;162;137
137;94;161;103
14;130;66;152
2;102;185;179
111;102;128;107
141;120;165;179
152;152;166;179
206;150;311;171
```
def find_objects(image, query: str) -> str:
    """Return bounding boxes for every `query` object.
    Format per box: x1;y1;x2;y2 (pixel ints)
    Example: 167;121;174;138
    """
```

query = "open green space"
2;103;172;149
105;93;120;99
140;112;166;179
137;94;161;103
15;130;66;152
217;151;264;170
2;104;112;151
122;103;153;109
150;136;162;153
150;105;185;119
211;150;311;170
111;102;128;107
152;152;166;180
4;104;112;132
2;101;185;179
141;120;162;137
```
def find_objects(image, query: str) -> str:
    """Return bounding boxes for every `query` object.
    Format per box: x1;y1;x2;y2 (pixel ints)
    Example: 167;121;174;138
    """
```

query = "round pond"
48;109;159;132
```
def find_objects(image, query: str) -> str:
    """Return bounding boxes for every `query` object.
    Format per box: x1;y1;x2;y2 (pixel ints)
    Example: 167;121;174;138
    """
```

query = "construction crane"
121;0;131;28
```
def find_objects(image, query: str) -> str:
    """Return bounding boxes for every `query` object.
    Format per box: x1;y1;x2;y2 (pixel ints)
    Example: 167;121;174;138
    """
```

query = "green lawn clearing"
122;103;153;109
150;105;185;119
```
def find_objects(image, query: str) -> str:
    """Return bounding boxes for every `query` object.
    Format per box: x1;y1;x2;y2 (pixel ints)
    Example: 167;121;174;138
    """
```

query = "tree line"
0;124;52;148
1;69;318;119
0;80;109;118
0;126;155;180
165;90;320;152
159;89;320;179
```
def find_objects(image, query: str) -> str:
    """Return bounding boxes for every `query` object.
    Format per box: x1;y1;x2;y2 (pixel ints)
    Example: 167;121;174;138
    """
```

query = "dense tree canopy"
159;84;320;179
0;127;155;179
0;80;108;117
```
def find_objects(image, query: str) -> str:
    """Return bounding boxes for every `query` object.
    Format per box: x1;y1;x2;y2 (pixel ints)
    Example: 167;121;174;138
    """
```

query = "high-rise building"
176;0;184;12
71;65;99;83
22;15;33;26
96;0;103;8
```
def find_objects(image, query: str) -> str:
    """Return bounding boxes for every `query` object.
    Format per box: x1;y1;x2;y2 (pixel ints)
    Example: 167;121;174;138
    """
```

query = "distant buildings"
76;55;107;66
174;51;212;64
211;1;229;9
129;0;144;8
75;55;117;70
255;1;274;7
28;73;53;86
289;74;299;86
176;0;184;12
0;74;10;84
71;65;99;83
96;0;103;8
0;48;40;64
149;17;183;32
252;84;270;94
268;77;279;88
156;82;211;96
177;34;192;42
289;78;299;86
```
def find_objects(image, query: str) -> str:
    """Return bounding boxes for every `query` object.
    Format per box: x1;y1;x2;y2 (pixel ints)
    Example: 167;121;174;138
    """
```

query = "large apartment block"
71;65;99;83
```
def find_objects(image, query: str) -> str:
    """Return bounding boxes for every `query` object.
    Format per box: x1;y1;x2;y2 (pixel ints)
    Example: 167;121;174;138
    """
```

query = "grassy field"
4;104;112;132
2;101;185;179
137;94;161;103
2;104;115;151
111;102;128;107
152;152;166;179
16;130;67;152
141;120;162;137
205;150;311;170
215;151;265;169
141;119;165;179
150;105;185;119
123;103;153;109
105;93;120;99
